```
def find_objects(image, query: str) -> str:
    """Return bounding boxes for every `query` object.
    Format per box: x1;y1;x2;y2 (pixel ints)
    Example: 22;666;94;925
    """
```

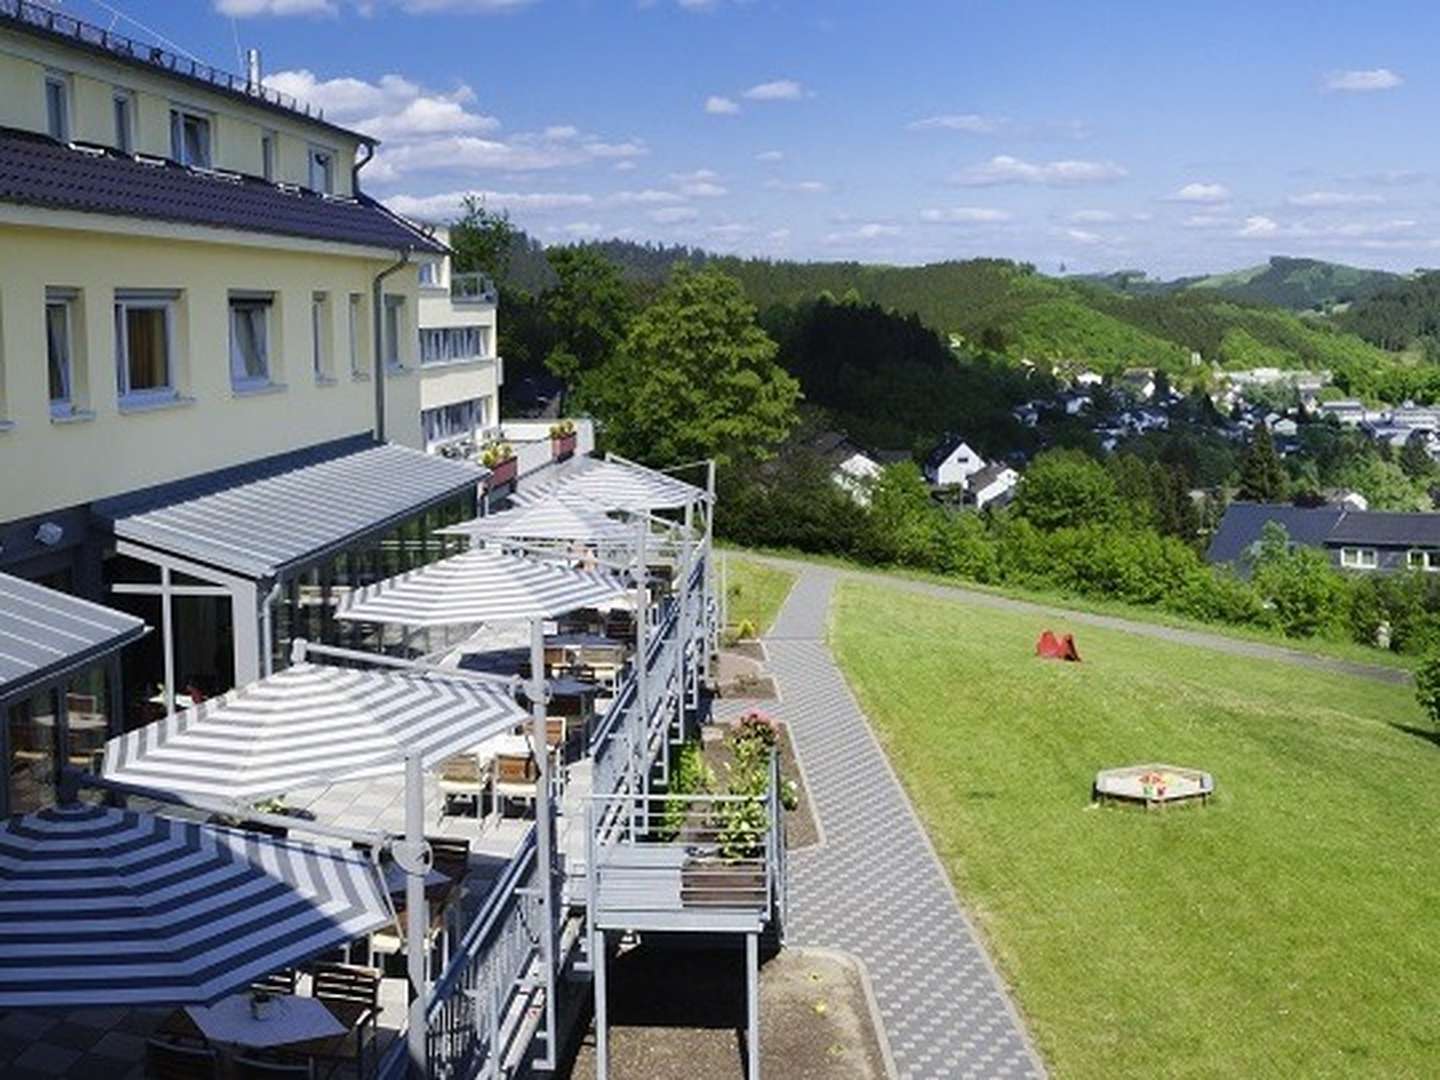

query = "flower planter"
680;855;766;908
486;455;518;489
551;431;577;461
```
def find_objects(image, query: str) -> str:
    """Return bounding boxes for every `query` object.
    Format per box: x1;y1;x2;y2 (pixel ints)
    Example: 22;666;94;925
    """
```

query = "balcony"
450;272;498;305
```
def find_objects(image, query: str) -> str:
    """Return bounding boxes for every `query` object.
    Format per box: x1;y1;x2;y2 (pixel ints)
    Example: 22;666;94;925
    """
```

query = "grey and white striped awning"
513;458;707;512
336;548;629;628
92;435;484;580
0;573;146;706
0;803;390;1007
102;662;527;801
438;497;637;544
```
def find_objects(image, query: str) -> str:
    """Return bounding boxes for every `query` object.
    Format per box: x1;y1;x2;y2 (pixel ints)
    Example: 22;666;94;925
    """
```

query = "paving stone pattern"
762;567;1046;1079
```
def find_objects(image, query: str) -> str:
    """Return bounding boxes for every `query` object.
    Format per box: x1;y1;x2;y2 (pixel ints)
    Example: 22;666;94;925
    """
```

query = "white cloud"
670;169;727;197
650;206;700;224
371;132;646;179
1068;209;1118;223
906;113;1005;134
1064;228;1104;245
707;223;753;238
1287;190;1384;207
264;69;496;139
1238;215;1280;237
610;189;685;205
1324;68;1403;92
767;227;791;242
385;189;594;219
1182;214;1231;230
824;223;901;243
950;155;1127;187
743;79;807;101
705;96;741;115
1167;182;1230;204
217;0;336;13
755;150;785;163
560;221;606;236
919;207;1012;223
763;179;829;194
612;160;638;172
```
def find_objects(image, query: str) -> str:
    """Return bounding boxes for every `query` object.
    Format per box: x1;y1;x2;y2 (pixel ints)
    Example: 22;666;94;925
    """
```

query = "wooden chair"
436;751;491;822
233;1054;314;1079
290;963;380;1079
145;1037;219;1080
251;966;299;996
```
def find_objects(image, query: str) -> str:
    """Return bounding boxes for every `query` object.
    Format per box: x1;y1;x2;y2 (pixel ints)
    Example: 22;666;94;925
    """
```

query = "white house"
924;436;987;487
810;430;886;505
968;463;1020;510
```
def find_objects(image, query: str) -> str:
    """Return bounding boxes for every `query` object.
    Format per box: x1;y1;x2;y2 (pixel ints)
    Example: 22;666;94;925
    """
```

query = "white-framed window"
348;293;364;376
383;296;404;368
418;261;440;287
228;295;272;390
308;147;334;193
421;398;488;451
261;132;276;182
45;73;69;142
419;327;485;365
1407;549;1440;572
169;108;211;167
45;290;74;416
114;293;175;403
112;90;133;153
1340;547;1379;570
311;292;330;379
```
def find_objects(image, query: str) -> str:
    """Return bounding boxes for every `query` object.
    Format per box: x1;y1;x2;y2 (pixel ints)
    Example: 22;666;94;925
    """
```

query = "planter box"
485;455;518;489
680;856;766;908
551;432;577;461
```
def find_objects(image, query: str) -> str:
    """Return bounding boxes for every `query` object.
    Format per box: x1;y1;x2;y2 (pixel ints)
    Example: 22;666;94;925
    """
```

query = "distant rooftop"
0;0;368;143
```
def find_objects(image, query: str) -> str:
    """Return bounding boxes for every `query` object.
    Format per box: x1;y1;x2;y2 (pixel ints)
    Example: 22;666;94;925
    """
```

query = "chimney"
245;48;262;94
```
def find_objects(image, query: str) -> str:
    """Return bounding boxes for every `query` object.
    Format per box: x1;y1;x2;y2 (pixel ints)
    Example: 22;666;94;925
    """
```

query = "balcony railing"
451;272;498;304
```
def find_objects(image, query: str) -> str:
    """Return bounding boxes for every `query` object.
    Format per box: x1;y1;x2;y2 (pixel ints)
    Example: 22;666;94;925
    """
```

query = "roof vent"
34;522;63;547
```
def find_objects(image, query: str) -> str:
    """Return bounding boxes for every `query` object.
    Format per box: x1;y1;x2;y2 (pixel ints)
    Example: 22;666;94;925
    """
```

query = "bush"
1415;651;1440;732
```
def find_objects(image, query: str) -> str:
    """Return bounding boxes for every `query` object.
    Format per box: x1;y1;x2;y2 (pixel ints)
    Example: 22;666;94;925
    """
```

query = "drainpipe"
372;249;411;443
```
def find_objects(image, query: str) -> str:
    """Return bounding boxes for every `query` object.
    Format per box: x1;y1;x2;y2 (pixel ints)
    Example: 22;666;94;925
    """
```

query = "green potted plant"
481;440;517;487
548;418;577;460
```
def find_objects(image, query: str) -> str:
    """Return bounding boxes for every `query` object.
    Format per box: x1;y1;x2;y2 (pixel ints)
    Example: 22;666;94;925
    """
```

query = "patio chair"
436;751;492;824
145;1037;219;1080
251;966;299;996
233;1054;314;1079
290;963;380;1079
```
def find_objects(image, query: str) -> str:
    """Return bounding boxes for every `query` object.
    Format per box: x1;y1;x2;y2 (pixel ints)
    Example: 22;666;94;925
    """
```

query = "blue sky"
65;0;1440;275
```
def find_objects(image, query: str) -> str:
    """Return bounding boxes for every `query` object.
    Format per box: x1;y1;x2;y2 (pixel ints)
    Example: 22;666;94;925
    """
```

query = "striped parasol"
335;547;629;629
102;662;528;801
0;803;390;1007
512;458;705;512
437;496;635;544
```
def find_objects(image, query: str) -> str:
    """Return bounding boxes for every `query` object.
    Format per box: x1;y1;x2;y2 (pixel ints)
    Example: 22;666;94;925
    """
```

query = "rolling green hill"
1078;256;1403;312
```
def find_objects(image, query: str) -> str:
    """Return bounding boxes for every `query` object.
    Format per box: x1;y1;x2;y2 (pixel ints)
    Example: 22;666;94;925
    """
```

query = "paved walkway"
752;567;1046;1079
749;554;1410;686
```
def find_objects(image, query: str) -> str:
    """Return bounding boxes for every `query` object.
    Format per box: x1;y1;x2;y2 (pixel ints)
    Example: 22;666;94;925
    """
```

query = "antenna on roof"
80;0;208;65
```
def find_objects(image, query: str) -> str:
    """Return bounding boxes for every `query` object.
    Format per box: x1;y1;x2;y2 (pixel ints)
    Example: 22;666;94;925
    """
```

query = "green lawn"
722;555;796;636
830;579;1440;1079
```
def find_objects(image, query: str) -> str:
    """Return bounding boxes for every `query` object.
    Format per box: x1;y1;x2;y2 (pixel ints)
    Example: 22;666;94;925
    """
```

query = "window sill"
119;393;192;415
232;381;287;399
351;370;371;382
50;408;96;425
384;364;413;378
420;355;496;371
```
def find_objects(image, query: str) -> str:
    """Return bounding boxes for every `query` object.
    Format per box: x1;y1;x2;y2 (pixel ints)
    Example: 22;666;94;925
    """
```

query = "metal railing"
451;272;498;304
1;0;329;123
586;750;783;922
383;825;544;1080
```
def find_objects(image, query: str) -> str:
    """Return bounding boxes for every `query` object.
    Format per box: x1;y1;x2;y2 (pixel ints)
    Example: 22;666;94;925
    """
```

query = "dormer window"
45;74;69;142
308;148;334;194
169;108;211;167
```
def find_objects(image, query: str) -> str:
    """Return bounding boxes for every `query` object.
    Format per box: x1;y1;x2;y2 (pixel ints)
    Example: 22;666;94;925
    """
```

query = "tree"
541;247;635;385
1014;449;1120;530
1415;650;1440;732
1251;521;1347;638
1237;424;1287;502
576;268;801;467
448;196;515;281
1400;431;1433;481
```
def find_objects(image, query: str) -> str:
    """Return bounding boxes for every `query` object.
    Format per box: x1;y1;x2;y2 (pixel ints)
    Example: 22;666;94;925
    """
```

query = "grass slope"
722;555;796;635
830;579;1440;1078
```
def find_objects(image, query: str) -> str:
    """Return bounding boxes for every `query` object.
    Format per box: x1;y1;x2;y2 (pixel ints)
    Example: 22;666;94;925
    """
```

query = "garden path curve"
722;566;1047;1079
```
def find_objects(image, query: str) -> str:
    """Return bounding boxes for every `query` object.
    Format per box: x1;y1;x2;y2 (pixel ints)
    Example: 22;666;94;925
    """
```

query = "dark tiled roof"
924;434;972;472
0;127;443;253
1206;502;1344;564
969;462;1014;490
1327;510;1440;547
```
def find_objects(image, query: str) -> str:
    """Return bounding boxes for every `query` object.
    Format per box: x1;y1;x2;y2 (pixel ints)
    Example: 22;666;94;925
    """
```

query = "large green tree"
1237;424;1287;502
541;247;635;385
448;196;515;281
1014;449;1120;530
576;268;800;467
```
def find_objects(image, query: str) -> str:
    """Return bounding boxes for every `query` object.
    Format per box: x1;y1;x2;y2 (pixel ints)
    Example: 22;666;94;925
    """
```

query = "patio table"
184;992;344;1048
